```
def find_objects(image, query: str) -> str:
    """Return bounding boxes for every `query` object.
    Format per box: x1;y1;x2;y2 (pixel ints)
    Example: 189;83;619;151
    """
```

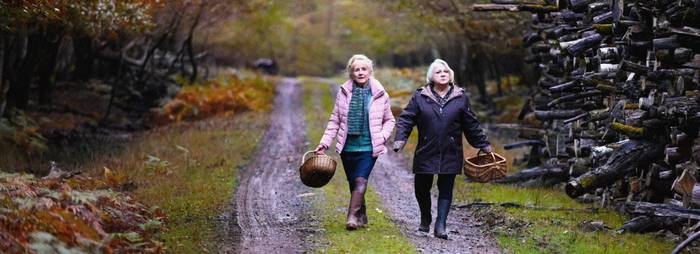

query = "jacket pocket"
416;135;435;156
448;136;460;156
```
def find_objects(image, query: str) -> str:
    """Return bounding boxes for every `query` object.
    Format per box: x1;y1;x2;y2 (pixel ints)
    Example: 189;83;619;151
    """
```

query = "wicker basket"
464;151;507;182
299;151;337;188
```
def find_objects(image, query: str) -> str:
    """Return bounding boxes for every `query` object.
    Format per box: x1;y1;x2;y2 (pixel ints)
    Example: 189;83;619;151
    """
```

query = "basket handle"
477;148;496;161
301;150;316;165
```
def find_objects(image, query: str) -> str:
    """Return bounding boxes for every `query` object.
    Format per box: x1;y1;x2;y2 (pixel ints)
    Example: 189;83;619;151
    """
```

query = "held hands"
479;145;493;154
314;144;327;155
393;141;406;152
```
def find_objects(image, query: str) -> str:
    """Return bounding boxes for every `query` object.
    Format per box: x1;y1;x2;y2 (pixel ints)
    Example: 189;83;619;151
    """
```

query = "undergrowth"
154;73;274;124
0;172;166;253
0;72;274;253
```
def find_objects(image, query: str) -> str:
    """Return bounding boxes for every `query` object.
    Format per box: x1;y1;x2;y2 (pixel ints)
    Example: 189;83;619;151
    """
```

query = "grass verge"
301;79;416;253
77;112;270;252
454;183;676;253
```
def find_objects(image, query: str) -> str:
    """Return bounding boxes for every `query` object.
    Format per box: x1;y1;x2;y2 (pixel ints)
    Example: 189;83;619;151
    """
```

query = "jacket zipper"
421;88;463;173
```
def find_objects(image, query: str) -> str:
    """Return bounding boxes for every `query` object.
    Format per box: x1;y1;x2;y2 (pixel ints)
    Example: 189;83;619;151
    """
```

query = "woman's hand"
479;145;493;154
314;144;327;155
393;141;406;152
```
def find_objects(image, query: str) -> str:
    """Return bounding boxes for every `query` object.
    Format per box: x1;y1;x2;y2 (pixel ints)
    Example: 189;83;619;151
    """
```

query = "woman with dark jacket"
393;59;492;239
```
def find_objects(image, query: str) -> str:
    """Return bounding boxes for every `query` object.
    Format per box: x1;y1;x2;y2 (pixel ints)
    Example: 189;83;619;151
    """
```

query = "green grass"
132;114;268;252
76;111;270;253
302;80;416;253
454;183;676;253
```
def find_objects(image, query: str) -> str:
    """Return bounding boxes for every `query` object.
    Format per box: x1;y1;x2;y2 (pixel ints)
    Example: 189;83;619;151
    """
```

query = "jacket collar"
420;84;464;103
341;78;386;98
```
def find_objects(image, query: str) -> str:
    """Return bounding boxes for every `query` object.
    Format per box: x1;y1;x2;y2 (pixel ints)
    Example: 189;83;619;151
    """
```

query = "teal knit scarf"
347;83;370;135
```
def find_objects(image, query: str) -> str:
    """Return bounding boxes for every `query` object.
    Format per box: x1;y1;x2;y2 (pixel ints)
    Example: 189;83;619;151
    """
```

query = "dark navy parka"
394;85;490;174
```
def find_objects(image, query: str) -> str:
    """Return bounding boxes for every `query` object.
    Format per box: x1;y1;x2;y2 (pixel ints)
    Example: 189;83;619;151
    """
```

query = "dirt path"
372;153;501;253
222;78;318;253
223;78;499;253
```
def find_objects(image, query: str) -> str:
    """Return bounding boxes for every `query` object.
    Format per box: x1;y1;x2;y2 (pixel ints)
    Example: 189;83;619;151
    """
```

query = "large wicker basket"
299;151;337;188
464;151;507;182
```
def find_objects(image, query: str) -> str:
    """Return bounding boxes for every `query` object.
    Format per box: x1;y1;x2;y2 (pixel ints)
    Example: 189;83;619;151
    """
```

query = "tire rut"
226;78;317;253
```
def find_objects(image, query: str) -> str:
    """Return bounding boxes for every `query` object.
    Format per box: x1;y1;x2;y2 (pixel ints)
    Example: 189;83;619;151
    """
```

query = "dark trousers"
414;174;456;201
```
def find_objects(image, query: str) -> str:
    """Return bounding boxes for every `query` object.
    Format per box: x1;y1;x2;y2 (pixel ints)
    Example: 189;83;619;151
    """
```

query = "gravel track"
222;78;500;253
372;153;501;253
224;78;318;253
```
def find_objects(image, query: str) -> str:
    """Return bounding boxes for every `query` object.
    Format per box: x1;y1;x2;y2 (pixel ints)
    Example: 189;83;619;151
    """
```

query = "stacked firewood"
474;0;700;234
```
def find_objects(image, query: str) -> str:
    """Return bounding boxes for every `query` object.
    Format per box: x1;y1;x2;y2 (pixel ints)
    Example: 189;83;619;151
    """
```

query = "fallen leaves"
0;172;166;253
152;74;274;125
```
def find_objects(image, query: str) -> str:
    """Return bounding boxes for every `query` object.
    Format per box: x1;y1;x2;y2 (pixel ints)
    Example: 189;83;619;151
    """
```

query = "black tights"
414;174;456;202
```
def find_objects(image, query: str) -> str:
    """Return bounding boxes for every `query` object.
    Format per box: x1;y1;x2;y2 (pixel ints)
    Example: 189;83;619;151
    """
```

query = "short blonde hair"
346;54;374;79
426;59;455;84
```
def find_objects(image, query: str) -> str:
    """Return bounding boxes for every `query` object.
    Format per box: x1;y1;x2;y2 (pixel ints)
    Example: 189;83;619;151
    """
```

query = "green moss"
302;80;416;253
611;122;645;137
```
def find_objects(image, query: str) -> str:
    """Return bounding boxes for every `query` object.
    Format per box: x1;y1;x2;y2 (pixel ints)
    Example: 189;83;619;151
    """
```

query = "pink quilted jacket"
319;78;396;157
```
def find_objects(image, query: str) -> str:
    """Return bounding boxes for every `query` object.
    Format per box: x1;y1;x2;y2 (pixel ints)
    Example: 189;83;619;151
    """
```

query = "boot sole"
346;223;359;230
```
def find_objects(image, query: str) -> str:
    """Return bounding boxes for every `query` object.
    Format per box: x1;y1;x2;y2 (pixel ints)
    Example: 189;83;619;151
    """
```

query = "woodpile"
474;0;700;243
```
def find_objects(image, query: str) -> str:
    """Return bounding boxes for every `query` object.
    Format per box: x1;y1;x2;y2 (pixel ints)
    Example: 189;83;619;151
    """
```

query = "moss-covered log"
565;140;664;198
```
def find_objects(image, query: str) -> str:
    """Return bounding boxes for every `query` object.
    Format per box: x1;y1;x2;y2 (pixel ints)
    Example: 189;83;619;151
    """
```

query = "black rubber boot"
417;193;431;232
434;199;451;239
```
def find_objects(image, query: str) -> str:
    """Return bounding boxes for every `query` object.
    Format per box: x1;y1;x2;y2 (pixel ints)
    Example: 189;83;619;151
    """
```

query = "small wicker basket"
299;151;337;188
464;151;507;182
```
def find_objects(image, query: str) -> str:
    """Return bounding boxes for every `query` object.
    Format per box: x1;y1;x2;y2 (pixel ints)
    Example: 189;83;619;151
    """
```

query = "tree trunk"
471;51;491;105
0;35;7;117
100;63;120;126
624;201;700;220
186;2;204;82
618;215;686;233
185;38;196;82
547;90;602;107
534;109;586;120
9;31;42;110
72;35;93;81
565;140;665;198
37;30;62;106
494;166;566;184
492;63;504;97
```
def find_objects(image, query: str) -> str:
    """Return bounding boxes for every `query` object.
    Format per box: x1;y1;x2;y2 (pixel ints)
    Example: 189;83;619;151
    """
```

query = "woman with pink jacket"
314;54;396;230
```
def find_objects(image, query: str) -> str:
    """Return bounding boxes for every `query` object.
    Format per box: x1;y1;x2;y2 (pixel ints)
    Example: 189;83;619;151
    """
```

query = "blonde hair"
426;59;455;84
346;54;374;79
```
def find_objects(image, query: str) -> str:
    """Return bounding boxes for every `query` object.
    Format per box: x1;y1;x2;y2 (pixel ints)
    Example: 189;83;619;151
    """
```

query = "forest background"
0;0;542;253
